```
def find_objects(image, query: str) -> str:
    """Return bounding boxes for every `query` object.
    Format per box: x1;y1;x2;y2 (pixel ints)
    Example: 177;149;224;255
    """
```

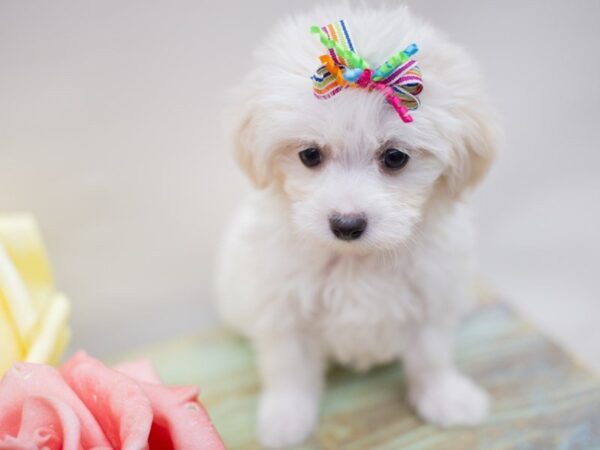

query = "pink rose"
0;352;225;450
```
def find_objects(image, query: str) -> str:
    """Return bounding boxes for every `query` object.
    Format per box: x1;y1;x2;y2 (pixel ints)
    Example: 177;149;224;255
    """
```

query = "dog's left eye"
381;148;410;171
299;148;322;168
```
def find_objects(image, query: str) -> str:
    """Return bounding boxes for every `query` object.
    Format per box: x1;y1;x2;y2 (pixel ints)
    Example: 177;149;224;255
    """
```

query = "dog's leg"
255;330;324;449
403;322;490;427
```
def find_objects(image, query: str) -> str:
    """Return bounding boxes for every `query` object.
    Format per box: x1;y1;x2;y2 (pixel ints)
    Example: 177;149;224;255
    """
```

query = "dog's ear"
229;89;274;189
443;102;500;198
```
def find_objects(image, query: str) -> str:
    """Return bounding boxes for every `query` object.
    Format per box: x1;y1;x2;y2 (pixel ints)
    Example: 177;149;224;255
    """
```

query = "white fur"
216;5;498;448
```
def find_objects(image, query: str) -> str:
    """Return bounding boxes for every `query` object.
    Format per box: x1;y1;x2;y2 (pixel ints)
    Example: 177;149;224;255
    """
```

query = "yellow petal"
48;327;71;366
25;293;70;364
0;299;23;375
0;214;54;338
0;241;37;341
0;214;70;369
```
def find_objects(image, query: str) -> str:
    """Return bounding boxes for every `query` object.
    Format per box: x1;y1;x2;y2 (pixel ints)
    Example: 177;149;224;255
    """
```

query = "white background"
1;0;599;371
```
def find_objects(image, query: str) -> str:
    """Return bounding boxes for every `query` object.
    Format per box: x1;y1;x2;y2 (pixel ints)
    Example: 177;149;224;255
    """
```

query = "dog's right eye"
299;148;322;168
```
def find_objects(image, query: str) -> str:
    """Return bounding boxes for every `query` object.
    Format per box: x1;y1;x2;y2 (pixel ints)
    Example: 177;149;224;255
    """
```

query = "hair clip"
310;20;424;123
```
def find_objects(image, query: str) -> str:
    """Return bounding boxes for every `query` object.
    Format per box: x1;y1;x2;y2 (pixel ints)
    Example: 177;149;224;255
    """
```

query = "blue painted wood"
123;305;600;449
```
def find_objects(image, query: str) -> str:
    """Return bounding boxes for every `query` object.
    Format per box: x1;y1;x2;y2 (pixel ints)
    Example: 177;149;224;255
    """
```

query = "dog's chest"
308;256;421;370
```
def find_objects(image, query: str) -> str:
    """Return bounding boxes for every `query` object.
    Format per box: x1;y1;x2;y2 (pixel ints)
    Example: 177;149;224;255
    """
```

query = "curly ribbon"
309;23;369;70
310;20;424;123
320;55;347;88
372;43;418;81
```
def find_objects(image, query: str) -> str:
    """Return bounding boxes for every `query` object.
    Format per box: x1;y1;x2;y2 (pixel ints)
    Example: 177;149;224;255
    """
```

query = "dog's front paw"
409;370;490;427
257;389;319;449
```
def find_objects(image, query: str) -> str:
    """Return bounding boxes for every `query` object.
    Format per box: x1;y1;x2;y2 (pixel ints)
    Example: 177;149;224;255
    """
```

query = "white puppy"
217;4;498;448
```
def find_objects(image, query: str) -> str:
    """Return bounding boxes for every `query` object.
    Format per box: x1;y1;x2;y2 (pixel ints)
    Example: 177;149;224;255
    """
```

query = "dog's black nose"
329;214;367;241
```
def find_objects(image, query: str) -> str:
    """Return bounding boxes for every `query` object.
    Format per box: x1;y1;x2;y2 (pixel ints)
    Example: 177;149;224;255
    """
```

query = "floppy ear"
444;101;500;198
228;89;274;189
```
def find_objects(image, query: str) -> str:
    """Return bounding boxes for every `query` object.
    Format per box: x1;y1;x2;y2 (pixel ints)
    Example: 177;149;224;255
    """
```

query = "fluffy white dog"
217;4;498;448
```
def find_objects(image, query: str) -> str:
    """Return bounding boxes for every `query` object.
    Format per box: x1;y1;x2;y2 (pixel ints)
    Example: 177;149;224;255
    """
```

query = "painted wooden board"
121;305;600;449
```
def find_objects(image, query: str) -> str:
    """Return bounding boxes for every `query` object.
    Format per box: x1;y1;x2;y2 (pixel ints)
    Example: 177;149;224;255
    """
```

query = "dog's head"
228;5;498;253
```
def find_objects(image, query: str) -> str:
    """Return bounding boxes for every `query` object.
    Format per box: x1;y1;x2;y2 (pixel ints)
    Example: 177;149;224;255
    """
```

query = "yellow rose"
0;214;70;375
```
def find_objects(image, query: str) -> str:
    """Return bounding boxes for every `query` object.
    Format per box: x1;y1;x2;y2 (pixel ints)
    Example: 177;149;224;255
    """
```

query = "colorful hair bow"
310;20;424;123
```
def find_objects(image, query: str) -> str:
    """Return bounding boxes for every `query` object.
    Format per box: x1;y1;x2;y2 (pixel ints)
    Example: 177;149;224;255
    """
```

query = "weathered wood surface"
123;305;600;449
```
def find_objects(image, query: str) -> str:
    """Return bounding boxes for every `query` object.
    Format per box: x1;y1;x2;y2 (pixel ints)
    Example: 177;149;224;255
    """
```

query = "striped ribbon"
310;20;424;123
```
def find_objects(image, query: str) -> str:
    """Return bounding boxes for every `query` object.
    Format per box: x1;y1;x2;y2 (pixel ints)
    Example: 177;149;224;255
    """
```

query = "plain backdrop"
1;0;599;371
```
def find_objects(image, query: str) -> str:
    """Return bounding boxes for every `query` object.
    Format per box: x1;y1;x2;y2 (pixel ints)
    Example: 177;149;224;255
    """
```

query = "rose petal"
138;383;225;450
14;396;79;450
61;352;153;450
1;354;224;450
0;363;110;448
0;436;37;450
115;361;224;449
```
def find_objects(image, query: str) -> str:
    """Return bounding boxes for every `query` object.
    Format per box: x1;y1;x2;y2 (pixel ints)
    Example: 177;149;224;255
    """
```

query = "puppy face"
229;6;498;252
273;91;446;251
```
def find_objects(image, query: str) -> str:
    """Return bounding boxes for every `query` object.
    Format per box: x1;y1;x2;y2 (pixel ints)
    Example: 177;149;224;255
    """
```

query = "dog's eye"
299;148;322;168
381;148;409;171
